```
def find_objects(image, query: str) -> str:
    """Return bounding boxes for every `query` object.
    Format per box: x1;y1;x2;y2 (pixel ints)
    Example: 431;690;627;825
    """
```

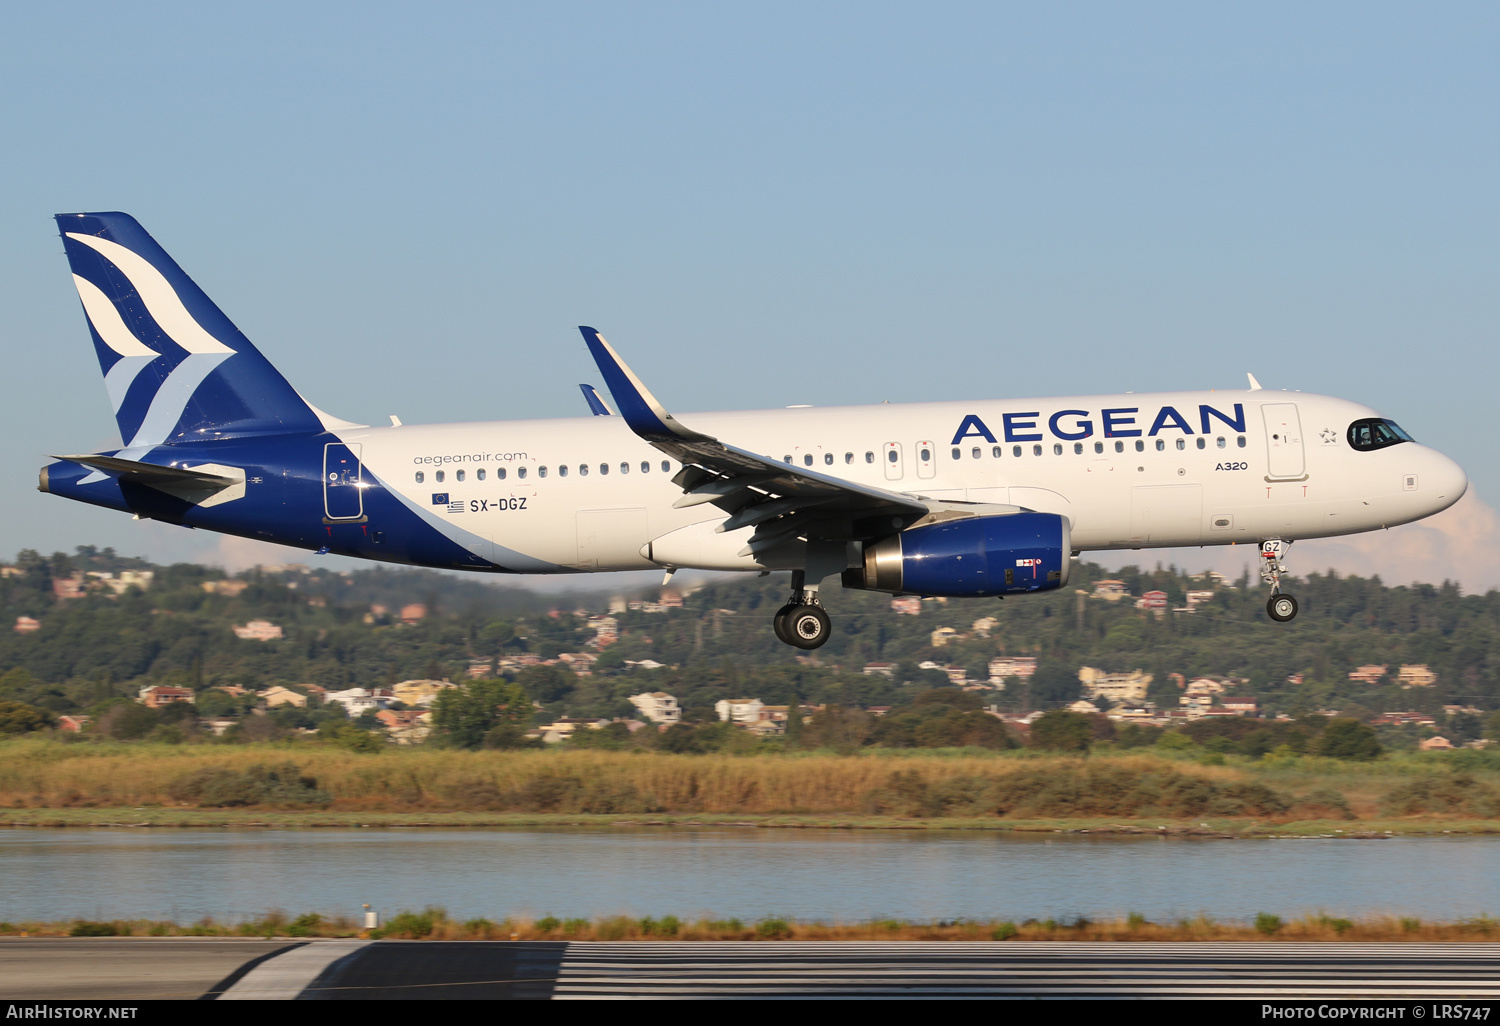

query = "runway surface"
3;939;1499;1000
0;938;300;1000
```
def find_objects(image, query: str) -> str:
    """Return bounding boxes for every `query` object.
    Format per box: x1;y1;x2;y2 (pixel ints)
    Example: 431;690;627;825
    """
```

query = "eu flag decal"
431;493;449;505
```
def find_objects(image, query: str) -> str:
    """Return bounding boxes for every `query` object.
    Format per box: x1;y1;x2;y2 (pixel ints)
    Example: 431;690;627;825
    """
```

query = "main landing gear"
773;570;833;650
1261;539;1299;622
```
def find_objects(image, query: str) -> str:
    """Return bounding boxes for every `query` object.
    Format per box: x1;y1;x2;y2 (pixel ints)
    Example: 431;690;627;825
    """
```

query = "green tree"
784;694;804;747
1316;718;1382;761
431;679;532;749
802;705;874;751
0;700;54;735
97;702;159;740
1029;710;1093;752
515;664;575;704
1485;711;1500;742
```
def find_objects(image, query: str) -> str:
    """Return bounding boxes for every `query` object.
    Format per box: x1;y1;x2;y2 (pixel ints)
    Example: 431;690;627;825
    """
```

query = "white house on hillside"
325;688;390;715
628;692;681;724
715;698;765;724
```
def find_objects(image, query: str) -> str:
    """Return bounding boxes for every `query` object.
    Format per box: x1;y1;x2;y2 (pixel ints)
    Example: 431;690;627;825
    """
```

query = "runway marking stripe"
551;942;1500;998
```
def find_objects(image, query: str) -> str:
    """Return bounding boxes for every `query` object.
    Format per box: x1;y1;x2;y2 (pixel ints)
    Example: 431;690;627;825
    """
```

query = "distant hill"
0;545;1494;727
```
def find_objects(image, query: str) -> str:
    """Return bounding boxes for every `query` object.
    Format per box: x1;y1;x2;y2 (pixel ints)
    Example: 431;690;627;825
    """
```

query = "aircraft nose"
1423;447;1468;512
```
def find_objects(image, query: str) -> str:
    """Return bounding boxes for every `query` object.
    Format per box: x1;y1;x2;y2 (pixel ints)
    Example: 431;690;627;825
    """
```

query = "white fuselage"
340;389;1468;574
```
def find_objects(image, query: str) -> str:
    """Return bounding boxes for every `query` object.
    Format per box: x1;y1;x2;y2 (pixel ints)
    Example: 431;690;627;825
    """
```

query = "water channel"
0;827;1492;925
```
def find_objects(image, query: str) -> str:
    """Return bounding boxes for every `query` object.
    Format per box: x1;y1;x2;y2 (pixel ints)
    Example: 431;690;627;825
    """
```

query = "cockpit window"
1348;418;1414;451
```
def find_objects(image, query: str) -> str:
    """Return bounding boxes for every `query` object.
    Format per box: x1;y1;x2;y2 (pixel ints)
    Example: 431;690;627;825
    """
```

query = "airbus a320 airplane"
40;212;1468;648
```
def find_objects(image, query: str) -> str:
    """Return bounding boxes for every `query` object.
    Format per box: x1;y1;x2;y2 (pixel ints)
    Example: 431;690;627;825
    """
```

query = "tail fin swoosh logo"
65;233;233;355
71;273;160;413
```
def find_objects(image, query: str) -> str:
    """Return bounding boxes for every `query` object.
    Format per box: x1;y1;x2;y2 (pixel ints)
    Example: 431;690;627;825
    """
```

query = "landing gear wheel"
1266;594;1299;623
786;604;831;650
772;603;798;645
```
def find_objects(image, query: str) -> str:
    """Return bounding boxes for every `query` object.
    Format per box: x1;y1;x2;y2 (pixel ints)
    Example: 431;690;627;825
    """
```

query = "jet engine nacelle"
843;512;1071;597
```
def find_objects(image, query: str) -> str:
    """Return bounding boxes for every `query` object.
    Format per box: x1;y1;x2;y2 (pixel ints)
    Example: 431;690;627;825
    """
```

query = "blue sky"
3;3;1497;586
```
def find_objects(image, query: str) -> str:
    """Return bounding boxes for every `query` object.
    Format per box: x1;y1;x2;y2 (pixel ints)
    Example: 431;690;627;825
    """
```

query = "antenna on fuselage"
1246;373;1263;391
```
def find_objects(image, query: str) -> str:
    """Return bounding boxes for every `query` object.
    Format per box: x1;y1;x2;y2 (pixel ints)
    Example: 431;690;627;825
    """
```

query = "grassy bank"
2;739;1497;827
1;806;1498;836
7;909;1499;943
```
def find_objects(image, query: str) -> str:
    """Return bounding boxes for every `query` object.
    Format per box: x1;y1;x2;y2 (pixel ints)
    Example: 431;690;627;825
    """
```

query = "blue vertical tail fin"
56;212;325;449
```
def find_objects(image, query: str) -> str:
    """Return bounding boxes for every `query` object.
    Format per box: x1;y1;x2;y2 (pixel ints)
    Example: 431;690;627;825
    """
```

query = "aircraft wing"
579;327;932;554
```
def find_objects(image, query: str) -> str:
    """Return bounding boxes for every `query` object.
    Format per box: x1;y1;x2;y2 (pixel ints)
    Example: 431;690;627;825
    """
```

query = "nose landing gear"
772;570;833;649
1261;539;1299;622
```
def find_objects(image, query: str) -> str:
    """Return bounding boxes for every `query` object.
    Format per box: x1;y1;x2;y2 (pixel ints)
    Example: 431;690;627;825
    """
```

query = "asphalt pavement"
3;939;1499;1000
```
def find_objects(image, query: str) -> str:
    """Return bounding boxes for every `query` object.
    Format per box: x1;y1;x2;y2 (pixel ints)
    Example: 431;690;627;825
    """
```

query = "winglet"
579;384;614;416
578;327;711;442
1247;373;1263;391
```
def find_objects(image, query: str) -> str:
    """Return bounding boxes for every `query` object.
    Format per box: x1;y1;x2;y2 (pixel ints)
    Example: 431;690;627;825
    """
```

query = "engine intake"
843;512;1071;597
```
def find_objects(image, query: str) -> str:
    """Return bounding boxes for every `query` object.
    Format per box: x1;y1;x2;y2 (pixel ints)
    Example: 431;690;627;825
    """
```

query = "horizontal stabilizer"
49;454;244;506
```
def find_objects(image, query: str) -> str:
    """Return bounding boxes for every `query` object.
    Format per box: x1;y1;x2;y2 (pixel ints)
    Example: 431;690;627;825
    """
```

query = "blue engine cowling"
843;512;1071;597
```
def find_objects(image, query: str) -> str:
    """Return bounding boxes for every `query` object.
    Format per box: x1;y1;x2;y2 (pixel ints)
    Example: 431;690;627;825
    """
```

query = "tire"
786;604;831;649
1266;594;1299;623
772;603;798;645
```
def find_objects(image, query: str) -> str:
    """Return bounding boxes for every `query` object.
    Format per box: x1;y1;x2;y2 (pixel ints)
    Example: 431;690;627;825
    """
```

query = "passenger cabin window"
577;465;586;476
1196;438;1206;449
866;451;875;464
1134;440;1144;452
992;446;1002;458
560;466;569;477
497;468;507;480
477;468;486;480
1348;418;1414;451
641;461;650;473
845;452;854;464
1094;442;1104;454
620;462;629;474
415;471;424;483
804;454;814;466
784;455;793;463
599;463;608;475
518;467;528;479
1114;441;1124;453
435;471;444;483
1154;440;1164;452
661;461;670;472
456;470;465;482
1237;436;1247;448
1032;444;1042;456
951;447;961;460
1012;445;1022;457
971;447;981;459
1217;437;1226;449
1176;439;1185;450
1053;443;1062;455
824;453;834;465
1073;442;1083;454
539;466;548;478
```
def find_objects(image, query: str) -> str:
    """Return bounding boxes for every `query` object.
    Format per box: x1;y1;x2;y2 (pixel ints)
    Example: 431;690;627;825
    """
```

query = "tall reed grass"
0;739;1493;820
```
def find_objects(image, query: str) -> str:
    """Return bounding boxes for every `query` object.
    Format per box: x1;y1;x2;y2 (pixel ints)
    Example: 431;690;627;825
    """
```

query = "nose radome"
1424;448;1468;511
